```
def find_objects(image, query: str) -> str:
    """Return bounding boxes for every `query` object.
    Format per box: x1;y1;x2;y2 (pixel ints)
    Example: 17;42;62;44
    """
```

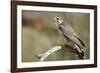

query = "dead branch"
37;46;62;61
36;44;83;61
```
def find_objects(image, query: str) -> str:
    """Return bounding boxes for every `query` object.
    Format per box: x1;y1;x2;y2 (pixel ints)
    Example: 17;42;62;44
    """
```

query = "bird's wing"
58;24;85;49
74;35;86;47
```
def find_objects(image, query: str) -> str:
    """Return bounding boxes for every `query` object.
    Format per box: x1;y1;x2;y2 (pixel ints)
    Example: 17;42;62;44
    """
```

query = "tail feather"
77;51;85;59
75;44;85;59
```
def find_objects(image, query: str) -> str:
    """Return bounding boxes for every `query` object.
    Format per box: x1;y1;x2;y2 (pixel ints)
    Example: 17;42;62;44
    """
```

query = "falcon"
54;17;86;59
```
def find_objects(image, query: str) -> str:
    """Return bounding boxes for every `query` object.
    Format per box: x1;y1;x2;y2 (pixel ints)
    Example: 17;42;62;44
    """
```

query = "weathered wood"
36;44;82;61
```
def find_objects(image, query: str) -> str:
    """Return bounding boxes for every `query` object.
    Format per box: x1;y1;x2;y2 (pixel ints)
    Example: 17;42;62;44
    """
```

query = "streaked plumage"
54;17;86;59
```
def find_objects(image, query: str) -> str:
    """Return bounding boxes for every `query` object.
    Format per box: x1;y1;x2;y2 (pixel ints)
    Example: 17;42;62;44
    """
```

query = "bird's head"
54;17;63;25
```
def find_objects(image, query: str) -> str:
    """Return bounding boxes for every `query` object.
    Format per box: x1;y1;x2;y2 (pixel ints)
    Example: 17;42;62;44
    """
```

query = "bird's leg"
63;40;72;47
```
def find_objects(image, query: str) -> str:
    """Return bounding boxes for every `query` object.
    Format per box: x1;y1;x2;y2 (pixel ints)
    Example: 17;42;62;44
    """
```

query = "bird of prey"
54;17;86;59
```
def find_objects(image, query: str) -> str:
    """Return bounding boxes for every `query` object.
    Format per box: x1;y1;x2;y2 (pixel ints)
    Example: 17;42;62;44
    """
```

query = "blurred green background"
22;10;90;62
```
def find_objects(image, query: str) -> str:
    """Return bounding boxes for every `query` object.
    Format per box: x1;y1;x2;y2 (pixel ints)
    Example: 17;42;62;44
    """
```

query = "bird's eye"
56;18;59;20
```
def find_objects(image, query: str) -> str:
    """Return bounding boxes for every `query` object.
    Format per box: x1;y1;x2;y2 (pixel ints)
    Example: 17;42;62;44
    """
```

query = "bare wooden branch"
37;46;62;61
36;44;84;61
